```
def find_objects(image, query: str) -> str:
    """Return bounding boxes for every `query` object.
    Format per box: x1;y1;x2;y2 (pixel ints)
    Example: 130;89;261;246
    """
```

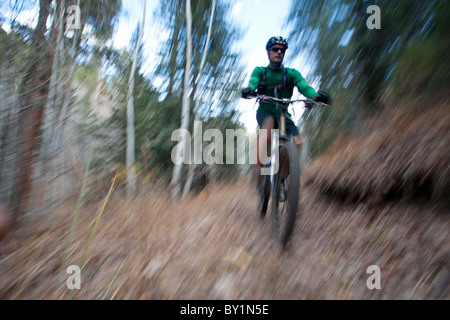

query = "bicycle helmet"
266;36;288;51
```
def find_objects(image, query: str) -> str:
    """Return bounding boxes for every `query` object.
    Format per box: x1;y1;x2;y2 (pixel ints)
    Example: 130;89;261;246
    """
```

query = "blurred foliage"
287;0;450;157
0;0;122;210
154;0;245;102
4;0;447;202
79;0;248;189
82;0;122;41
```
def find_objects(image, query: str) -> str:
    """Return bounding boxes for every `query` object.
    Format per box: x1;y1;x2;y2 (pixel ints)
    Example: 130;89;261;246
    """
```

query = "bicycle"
252;94;329;248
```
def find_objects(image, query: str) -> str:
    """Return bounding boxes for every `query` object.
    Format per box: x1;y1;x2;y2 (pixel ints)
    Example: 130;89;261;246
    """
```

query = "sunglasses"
270;47;286;53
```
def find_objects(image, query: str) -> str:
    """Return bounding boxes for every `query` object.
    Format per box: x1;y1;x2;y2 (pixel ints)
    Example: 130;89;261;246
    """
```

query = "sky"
114;0;294;69
1;0;316;130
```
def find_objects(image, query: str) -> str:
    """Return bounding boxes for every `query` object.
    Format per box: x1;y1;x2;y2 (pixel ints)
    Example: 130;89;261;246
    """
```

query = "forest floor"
0;94;449;300
0;176;448;300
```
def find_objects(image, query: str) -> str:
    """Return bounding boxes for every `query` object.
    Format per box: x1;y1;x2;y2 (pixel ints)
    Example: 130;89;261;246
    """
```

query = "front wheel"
271;142;300;248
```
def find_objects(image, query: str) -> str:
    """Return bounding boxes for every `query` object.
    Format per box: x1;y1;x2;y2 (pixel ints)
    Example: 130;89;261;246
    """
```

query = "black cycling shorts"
256;111;299;137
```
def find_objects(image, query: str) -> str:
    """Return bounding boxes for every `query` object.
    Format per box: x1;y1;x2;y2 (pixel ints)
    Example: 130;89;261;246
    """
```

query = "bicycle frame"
255;94;321;137
268;103;289;187
255;94;326;183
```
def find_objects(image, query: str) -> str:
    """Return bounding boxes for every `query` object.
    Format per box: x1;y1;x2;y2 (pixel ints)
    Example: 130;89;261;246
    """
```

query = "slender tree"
4;0;122;217
182;0;216;198
12;0;53;217
171;0;193;199
126;0;147;197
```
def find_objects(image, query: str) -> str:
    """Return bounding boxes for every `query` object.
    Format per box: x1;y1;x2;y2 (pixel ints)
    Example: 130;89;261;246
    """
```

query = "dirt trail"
0;178;448;300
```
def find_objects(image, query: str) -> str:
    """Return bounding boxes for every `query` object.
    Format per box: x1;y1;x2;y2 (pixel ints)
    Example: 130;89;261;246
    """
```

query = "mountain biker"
241;36;331;176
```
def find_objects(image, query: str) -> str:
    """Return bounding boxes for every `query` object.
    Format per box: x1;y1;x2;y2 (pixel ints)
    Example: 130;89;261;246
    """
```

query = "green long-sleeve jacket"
247;66;318;117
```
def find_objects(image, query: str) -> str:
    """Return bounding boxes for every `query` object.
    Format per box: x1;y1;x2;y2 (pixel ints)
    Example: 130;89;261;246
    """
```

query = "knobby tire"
271;142;300;248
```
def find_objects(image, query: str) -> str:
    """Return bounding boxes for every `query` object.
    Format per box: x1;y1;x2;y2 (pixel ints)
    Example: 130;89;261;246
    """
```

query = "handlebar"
252;94;329;110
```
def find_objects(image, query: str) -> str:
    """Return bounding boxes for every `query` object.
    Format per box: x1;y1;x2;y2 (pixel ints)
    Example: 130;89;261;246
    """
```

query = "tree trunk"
182;0;215;198
40;0;65;205
11;0;53;218
171;0;193;199
0;59;18;206
0;60;9;154
0;81;21;207
168;0;182;95
126;0;146;197
54;0;83;202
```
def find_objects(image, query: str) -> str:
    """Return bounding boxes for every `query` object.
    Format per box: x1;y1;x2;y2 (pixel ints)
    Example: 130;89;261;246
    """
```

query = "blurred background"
0;0;448;300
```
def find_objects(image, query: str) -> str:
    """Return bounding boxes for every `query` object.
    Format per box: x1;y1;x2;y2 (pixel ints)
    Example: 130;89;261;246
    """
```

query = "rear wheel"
271;142;300;248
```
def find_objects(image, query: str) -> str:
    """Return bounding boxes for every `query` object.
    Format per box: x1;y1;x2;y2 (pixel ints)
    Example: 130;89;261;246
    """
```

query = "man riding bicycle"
241;36;331;175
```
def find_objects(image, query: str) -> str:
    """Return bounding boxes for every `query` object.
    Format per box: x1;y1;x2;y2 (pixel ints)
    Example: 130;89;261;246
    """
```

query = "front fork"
270;115;285;191
270;130;279;192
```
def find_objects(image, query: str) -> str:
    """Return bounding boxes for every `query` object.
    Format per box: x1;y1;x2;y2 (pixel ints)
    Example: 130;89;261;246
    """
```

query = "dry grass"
304;95;450;205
